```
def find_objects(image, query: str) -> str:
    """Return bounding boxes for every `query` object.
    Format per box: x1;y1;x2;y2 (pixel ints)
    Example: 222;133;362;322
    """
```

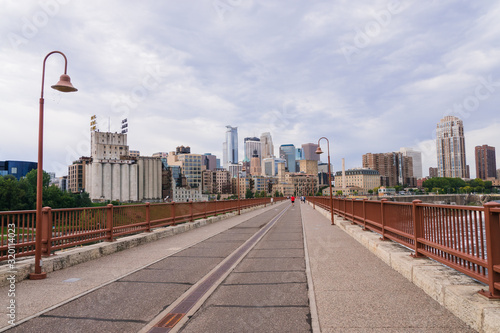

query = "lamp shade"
315;147;324;154
51;74;78;92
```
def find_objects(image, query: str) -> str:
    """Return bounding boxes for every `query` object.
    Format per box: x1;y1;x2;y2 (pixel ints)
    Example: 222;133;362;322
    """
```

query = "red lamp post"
316;137;334;225
29;51;78;280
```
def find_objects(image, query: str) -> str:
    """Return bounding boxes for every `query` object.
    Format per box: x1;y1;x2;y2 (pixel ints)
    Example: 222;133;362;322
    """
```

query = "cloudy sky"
1;0;499;178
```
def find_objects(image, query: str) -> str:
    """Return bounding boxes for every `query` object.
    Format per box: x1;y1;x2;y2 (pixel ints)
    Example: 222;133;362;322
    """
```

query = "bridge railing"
307;196;500;299
0;197;285;263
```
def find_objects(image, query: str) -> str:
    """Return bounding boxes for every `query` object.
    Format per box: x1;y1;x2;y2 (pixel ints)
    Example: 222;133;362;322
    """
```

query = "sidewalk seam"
301;203;321;333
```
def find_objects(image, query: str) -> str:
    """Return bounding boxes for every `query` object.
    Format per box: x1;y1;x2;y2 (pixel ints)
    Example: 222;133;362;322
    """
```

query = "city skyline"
1;2;499;177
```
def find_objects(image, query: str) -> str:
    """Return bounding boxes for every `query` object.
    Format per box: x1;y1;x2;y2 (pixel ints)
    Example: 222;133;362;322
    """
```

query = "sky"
1;0;499;178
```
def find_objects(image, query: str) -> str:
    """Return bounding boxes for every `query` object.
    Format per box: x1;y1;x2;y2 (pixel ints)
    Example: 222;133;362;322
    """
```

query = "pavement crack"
221;282;304;286
210;305;309;309
116;280;193;286
39;314;148;324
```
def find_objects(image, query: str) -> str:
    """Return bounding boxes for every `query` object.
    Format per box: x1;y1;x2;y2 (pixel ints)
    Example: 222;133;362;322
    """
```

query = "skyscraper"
260;132;274;158
223;125;238;169
475;145;496;180
244;137;261;161
400;147;423;179
279;144;296;172
436;116;467;178
301;143;320;161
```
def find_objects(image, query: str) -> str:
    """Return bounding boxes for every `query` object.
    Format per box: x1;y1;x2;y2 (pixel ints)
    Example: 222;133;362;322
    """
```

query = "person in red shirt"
291;196;295;205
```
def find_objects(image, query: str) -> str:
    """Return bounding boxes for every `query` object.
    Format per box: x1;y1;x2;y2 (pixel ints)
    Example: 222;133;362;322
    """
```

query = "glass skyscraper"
223;125;238;170
279;144;296;173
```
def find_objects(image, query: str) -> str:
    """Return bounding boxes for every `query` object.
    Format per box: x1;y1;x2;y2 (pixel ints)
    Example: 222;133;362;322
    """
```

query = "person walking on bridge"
291;196;295;205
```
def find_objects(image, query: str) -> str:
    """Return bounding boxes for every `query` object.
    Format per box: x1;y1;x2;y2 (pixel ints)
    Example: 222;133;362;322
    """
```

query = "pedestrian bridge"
1;200;499;332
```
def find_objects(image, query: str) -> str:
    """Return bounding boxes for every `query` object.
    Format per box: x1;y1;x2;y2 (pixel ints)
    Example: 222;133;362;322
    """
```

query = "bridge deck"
0;202;478;332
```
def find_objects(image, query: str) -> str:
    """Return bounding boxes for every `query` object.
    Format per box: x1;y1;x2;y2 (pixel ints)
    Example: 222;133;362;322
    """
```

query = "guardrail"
0;197;285;263
307;196;500;299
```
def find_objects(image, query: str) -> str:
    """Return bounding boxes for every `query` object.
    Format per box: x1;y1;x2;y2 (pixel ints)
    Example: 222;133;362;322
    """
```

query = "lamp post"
316;137;334;225
29;51;78;280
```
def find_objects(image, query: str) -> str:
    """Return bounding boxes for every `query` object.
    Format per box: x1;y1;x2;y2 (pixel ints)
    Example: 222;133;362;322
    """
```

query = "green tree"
245;189;254;199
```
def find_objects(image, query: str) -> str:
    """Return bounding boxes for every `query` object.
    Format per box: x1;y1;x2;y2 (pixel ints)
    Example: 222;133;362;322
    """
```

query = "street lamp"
29;51;78;280
316;137;334;225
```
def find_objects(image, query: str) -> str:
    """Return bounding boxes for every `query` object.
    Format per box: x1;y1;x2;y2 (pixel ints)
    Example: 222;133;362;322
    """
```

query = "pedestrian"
291;196;295;205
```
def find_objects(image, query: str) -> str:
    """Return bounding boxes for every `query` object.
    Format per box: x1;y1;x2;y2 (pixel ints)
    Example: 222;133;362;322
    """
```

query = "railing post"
479;202;500;299
343;198;346;219
41;207;51;256
145;202;151;232
362;198;367;230
350;199;355;225
380;199;388;241
411;200;424;258
106;204;114;242
171;202;176;226
190;201;194;222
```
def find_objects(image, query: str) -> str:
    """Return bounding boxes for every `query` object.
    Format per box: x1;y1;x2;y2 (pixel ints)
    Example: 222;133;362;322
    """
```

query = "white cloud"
0;1;499;179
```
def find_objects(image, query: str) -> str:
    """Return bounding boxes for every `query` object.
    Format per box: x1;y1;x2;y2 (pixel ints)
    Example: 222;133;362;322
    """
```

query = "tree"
245;189;254;199
0;170;93;211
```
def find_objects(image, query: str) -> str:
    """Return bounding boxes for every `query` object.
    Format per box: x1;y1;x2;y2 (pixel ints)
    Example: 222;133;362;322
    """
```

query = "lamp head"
315;147;324;155
51;74;78;92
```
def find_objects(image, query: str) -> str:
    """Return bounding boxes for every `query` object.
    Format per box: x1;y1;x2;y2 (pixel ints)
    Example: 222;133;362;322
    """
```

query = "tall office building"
436;116;467;178
244;137;261;161
68;157;91;193
362;152;415;187
223;126;238;169
279;144;297;173
475;145;496;180
400;147;423;179
249;150;262;176
302;143;320;161
203;153;217;171
260;132;274;158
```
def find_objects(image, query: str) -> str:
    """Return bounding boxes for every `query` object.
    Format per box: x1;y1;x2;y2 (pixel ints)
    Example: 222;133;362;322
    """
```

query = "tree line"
0;169;92;211
422;177;496;194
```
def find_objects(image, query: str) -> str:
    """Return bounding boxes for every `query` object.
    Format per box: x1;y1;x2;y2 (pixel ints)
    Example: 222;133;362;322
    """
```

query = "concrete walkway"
2;201;495;332
301;202;475;332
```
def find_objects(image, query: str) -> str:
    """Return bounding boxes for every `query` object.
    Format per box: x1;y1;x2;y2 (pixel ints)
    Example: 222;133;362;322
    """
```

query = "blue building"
0;161;38;180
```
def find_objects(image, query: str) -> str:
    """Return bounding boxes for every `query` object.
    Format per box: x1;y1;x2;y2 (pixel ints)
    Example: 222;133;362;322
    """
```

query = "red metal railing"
0;197;285;263
307;196;500;299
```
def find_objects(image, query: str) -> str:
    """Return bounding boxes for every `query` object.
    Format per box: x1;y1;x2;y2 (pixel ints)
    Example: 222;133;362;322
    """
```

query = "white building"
260;132;274;159
400;147;423;179
244;137;261;161
262;157;286;177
